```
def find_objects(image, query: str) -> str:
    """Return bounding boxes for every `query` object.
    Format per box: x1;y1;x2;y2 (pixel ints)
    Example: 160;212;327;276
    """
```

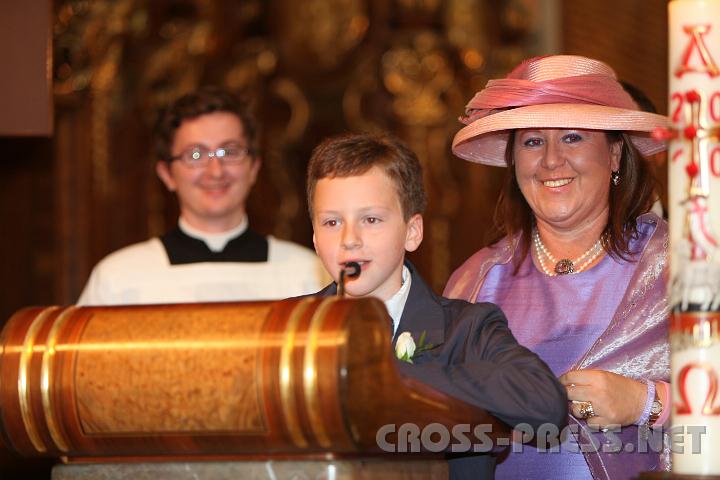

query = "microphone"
337;261;361;297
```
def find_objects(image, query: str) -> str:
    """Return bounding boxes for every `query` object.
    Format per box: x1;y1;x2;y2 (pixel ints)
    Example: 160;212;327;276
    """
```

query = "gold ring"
577;401;596;419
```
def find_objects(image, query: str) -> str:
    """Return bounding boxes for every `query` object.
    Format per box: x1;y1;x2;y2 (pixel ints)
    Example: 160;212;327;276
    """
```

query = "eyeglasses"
170;145;252;168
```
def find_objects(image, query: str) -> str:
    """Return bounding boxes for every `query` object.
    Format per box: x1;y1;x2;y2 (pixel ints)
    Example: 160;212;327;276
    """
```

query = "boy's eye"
365;217;381;224
322;219;339;227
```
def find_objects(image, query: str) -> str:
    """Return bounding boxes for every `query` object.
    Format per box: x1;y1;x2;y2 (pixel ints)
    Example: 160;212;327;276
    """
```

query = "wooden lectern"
0;297;508;479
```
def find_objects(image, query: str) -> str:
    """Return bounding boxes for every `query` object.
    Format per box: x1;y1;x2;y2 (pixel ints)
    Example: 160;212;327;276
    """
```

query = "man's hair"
306;133;427;221
154;86;258;162
497;130;657;272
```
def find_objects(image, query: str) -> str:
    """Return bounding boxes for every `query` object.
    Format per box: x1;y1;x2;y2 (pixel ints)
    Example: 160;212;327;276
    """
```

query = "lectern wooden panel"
0;297;508;460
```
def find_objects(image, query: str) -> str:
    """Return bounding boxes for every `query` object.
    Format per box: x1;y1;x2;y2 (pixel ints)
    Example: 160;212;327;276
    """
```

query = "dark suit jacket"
313;262;568;479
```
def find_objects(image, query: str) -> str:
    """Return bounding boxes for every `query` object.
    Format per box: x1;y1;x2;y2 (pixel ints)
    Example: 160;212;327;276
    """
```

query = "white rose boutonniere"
395;331;434;364
395;332;416;362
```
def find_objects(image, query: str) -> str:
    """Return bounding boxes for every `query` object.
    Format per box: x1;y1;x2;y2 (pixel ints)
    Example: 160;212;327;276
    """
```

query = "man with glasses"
78;87;328;305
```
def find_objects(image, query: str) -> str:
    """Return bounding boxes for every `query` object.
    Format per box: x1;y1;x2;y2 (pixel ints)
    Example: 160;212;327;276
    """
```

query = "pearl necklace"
533;230;605;276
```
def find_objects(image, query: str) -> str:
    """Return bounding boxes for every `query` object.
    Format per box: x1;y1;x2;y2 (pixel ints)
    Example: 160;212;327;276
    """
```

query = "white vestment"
78;236;329;305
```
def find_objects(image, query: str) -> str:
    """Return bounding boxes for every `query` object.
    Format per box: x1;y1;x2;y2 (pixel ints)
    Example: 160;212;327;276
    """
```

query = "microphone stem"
337;270;346;297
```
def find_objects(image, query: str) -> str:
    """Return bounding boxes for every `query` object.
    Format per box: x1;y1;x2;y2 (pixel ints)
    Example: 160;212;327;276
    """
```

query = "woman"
445;55;670;479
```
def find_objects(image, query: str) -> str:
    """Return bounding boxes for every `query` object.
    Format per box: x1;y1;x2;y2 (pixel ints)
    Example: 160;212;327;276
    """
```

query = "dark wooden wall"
0;0;52;136
0;0;669;324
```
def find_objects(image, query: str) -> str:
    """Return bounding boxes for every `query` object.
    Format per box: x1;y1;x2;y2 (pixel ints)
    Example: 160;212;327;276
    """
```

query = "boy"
307;132;567;479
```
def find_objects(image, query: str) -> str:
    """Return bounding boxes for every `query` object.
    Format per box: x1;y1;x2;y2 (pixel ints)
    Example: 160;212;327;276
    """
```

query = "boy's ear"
404;214;423;253
312;232;318;254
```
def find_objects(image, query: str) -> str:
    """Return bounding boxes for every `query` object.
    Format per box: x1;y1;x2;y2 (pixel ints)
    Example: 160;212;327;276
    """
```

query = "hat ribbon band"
462;75;638;124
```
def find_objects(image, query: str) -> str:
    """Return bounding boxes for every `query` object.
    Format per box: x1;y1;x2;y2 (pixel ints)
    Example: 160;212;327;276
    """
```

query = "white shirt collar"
384;265;412;335
178;216;249;252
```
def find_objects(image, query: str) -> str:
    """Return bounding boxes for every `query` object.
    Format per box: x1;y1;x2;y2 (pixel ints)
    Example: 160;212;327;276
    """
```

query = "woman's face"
513;129;622;231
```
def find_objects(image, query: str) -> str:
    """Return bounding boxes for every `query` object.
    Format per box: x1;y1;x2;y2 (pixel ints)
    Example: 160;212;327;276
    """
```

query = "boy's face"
312;166;423;301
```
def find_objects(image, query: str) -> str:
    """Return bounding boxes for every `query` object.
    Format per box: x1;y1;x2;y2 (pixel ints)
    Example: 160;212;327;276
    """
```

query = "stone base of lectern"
52;459;449;480
638;474;720;479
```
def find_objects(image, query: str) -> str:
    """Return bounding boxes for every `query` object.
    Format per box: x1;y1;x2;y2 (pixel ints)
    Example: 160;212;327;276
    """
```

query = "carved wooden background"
0;0;668;327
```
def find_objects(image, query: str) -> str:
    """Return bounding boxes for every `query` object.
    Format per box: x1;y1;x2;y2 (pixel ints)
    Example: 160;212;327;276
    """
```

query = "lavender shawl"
444;213;670;479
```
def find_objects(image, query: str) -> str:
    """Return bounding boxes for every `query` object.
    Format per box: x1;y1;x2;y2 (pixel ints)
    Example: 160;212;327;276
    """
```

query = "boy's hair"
307;133;427;221
154;86;258;162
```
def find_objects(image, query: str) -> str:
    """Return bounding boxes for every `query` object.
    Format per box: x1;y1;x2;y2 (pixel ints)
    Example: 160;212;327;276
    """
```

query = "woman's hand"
559;369;647;428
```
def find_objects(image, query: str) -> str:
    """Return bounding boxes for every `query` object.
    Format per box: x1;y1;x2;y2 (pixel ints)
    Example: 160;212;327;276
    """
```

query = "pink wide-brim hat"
452;55;669;167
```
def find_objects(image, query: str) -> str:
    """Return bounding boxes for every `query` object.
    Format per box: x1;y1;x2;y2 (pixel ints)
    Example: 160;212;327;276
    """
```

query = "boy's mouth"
341;260;370;271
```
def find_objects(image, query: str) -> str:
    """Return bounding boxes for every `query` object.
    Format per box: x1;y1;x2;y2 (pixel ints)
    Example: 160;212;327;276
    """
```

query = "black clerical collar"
160;227;269;265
